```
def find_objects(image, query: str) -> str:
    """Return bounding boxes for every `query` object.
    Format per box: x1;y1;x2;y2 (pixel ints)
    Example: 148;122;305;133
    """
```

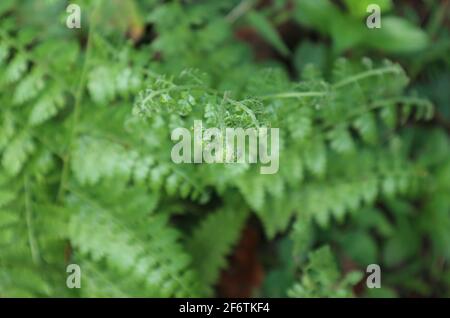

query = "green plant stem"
332;66;401;89
260;92;327;100
259;66;402;101
24;175;41;265
226;0;255;23
321;97;432;131
58;4;99;201
141;85;202;105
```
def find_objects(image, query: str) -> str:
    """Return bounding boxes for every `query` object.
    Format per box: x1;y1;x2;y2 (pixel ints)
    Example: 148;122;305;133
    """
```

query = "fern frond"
187;202;249;291
288;246;362;298
68;193;206;297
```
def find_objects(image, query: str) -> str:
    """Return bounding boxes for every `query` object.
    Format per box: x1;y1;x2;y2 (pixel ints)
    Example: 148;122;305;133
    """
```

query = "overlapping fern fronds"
0;0;443;298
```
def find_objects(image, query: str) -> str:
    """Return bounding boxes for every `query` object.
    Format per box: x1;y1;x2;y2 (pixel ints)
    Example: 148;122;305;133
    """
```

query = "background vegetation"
0;0;449;297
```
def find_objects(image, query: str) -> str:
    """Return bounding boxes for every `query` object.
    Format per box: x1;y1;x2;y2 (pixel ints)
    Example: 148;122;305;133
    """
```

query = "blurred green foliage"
0;0;449;297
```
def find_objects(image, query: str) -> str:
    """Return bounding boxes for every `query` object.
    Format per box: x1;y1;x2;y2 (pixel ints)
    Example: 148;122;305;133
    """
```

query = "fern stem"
321;96;431;131
332;66;401;89
226;0;255;23
24;175;41;265
258;67;401;100
260;92;327;100
141;85;203;105
58;3;100;201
